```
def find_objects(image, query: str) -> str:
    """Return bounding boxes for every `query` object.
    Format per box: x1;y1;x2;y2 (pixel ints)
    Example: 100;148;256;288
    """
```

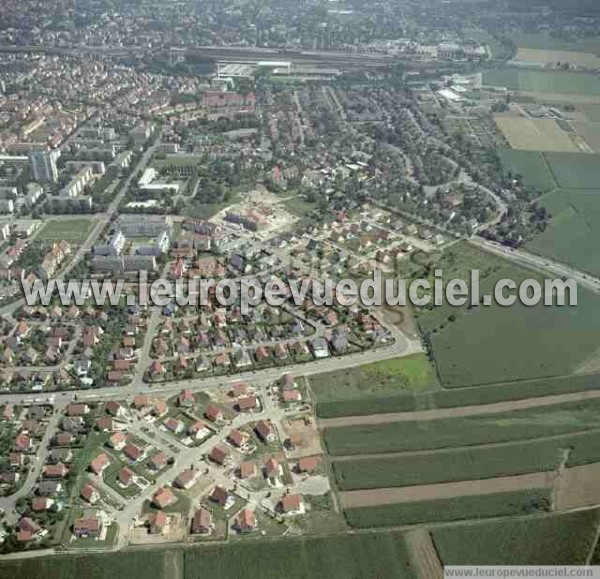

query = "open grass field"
323;397;600;456
412;242;600;387
494;115;580;152
579;105;600;122
483;68;600;96
497;149;557;190
543;152;600;189
311;354;439;417
433;509;600;566
526;189;600;275
332;428;600;490
37;218;93;244
344;489;551;528
514;47;600;68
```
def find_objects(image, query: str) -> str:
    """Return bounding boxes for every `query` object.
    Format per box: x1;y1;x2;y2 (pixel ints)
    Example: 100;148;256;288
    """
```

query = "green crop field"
332;429;600;490
323;397;600;456
0;534;417;579
527;189;600;275
345;489;551;528
510;32;600;55
497;149;557;191
183;533;417;579
410;242;600;388
0;550;167;579
433;509;600;566
316;367;600;419
483;68;600;96
37;218;93;244
543;152;600;189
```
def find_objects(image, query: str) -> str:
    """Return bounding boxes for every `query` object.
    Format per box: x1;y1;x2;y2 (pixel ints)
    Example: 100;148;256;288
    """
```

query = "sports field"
37;218;94;244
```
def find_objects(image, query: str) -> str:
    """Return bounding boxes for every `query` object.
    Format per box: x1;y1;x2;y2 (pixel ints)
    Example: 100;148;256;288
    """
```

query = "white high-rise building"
29;150;59;183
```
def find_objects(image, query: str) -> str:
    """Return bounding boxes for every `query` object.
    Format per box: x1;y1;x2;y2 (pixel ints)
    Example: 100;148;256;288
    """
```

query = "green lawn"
323;397;600;456
37;218;94;244
484;68;600;96
433;509;600;566
332;429;600;490
345;489;551;528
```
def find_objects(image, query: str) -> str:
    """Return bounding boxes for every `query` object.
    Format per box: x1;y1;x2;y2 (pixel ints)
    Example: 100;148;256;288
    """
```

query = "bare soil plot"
494;115;580;152
555;462;600;511
514;48;600;69
319;388;600;428
281;418;323;458
340;472;554;508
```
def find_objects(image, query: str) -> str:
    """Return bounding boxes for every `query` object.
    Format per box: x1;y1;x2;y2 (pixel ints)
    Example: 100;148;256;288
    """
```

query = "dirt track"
340;472;555;508
319;389;600;428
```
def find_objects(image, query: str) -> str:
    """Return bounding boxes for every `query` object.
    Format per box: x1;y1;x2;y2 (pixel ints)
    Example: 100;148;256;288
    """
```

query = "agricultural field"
314;362;600;419
494;115;580;152
513;47;600;69
323;397;600;456
571;122;600;152
544;152;600;189
36;218;94;244
433;509;600;566
483;68;600;96
413;242;600;387
183;534;417;579
344;489;551;528
497;149;556;191
331;429;600;490
526;189;600;275
0;533;417;579
510;32;600;56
